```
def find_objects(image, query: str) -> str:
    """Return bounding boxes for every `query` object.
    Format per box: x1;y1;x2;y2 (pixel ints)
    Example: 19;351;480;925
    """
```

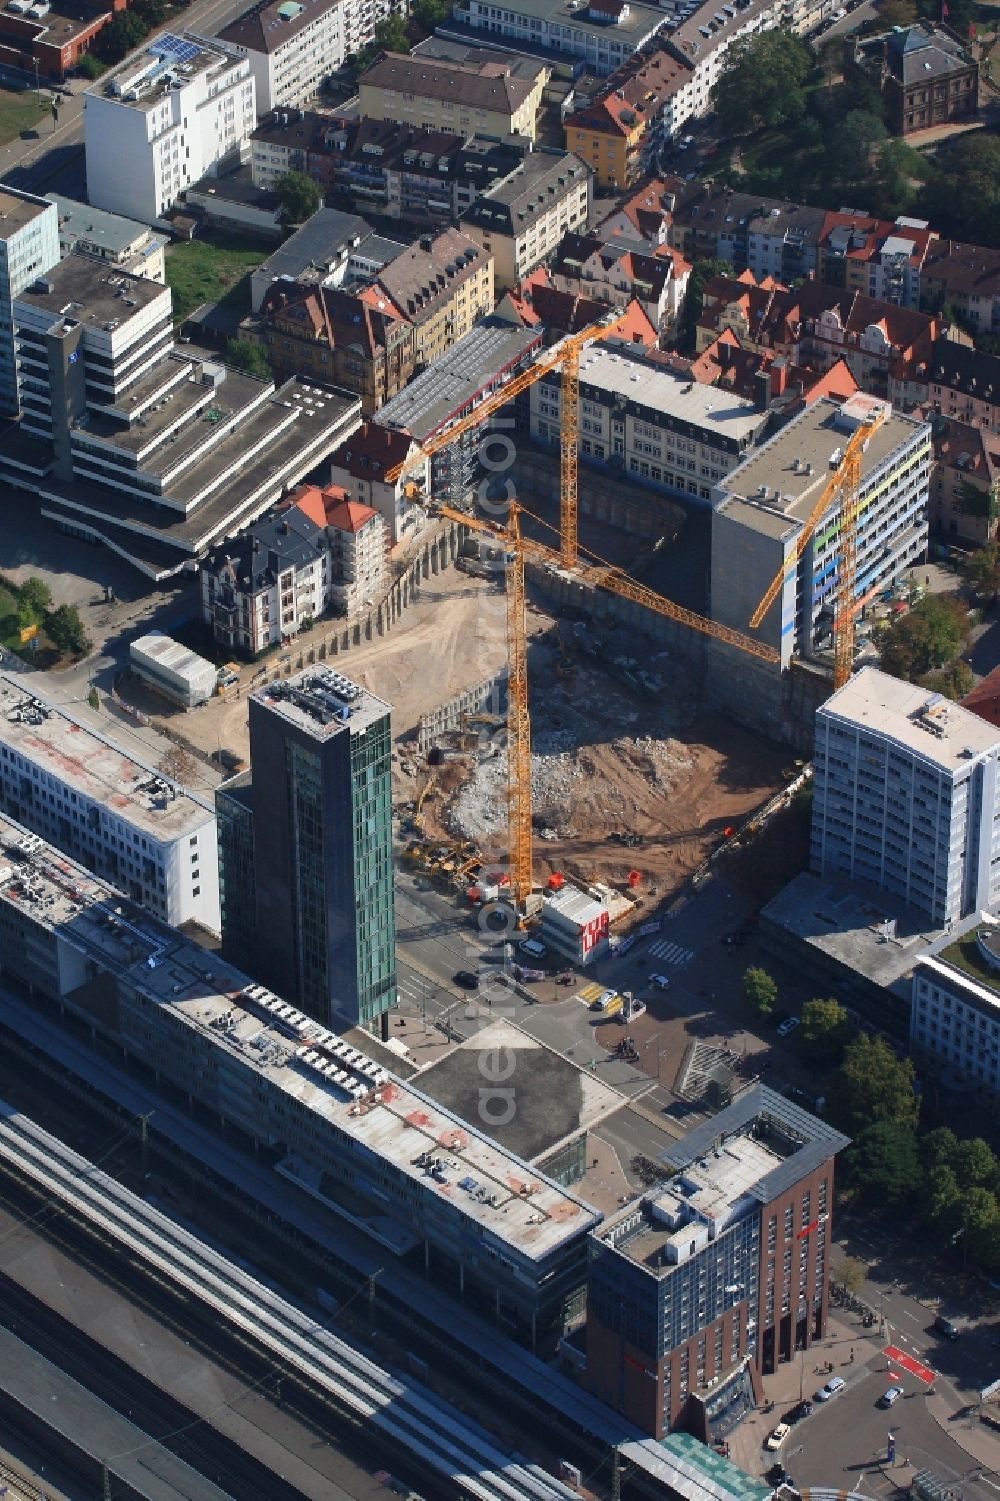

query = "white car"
814;1376;845;1402
519;938;546;958
590;988;619;1012
648;973;671;990
777;1016;800;1038
764;1423;790;1451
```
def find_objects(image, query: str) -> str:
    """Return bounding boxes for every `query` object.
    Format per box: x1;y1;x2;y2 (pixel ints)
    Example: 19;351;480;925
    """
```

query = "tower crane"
748;409;885;691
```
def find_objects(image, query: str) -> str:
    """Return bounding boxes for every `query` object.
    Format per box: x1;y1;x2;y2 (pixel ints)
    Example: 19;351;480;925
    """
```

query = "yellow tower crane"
748;409;885;691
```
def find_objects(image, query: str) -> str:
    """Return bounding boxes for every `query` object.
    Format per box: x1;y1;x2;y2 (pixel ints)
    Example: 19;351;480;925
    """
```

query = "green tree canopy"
226;339;273;382
412;0;449;28
712;30;814;137
966;541;1000;602
833;1033;919;1136
919;660;974;701
680;256;731;349
95;11;148;63
832;109;887;184
47;604;90;656
276;170;321;223
875;593;969;681
742;966;777;1016
798;997;853;1068
17;577;52;628
848;1120;922;1204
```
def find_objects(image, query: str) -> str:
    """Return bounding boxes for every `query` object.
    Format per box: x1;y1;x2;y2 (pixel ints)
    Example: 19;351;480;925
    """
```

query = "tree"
833;1033;920;1136
832;109;887;184
134;0;167;25
847;1120;922;1204
919;660;974;701
880;0;917;24
952;1136;999;1193
712;30;813;137
76;51;104;80
276;170;321;224
742;966;778;1016
875;593;969;681
921;1161;962;1234
838;1256;867;1294
20;577;52;618
87;686;100;711
412;0;449;28
798;997;853;1068
159;744;196;785
374;13;409;50
47;604;90;656
966;541;1000;603
94;10;148;63
226;339;273;382
680;256;731;349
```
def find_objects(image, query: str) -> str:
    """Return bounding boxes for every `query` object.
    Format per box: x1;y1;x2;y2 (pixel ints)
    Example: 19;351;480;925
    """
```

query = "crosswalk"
646;939;695;969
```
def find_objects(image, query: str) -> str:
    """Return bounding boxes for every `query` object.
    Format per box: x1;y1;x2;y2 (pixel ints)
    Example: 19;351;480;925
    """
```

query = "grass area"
939;930;1000;990
0;86;48;148
165;233;276;325
0;581;56;662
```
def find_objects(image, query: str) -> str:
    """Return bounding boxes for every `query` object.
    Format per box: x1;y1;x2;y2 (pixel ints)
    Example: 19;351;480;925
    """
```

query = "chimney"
753;368;771;411
770;356;788;398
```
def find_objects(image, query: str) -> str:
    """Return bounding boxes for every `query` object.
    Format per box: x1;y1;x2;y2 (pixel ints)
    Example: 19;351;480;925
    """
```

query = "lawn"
0;86;48;148
165;233;276;325
939;930;1000;989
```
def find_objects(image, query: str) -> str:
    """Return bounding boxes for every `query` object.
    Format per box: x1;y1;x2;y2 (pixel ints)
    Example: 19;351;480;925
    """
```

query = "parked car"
777;1016;801;1038
590;989;619;1012
764;1423;790;1451
648;973;671;990
768;1009;790;1030
878;1386;903;1408
786;1400;813;1423
453;971;478;990
766;1464;795;1489
934;1315;960;1340
814;1376;846;1402
518;938;546;958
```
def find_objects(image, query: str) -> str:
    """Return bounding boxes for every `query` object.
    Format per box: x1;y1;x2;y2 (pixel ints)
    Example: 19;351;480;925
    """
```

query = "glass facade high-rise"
218;668;395;1028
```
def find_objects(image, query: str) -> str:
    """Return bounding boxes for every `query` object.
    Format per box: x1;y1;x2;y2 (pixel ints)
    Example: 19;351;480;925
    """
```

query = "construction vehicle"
749;409;886;691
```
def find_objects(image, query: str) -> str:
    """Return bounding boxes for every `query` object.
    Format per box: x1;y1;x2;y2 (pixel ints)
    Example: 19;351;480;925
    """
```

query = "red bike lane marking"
884;1344;937;1384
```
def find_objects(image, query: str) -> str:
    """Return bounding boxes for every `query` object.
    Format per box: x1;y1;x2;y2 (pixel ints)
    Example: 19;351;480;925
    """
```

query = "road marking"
883;1344;936;1384
646;940;695;967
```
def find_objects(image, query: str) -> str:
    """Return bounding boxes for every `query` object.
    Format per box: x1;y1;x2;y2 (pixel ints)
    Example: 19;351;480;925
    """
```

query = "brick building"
846;22;979;136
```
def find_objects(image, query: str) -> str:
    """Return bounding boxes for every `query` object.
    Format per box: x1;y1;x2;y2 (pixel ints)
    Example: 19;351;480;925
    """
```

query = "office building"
0;810;600;1344
811;667;1000;926
0;187;59;416
219;667;395;1029
45;193;167;284
84;33;256;223
218;0;347;113
912;945;1000;1096
711;395;930;671
358;52;544;141
0;673;219;931
459;148;590;290
586;1085;848;1439
450;0;669;77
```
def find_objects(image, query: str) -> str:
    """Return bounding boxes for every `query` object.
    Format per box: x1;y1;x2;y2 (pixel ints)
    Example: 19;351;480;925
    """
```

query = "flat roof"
16;251;168;331
820;665;1000;773
619;1436;772;1501
0;812;600;1261
466;0;666;36
132;633;214;683
0;672;213;841
918;952;1000;1015
715;397;929;537
412;1017;623;1162
0;186;53;235
251;665;391;739
46;193;156;256
376;319;542;442
574;344;760;439
92;32;245;112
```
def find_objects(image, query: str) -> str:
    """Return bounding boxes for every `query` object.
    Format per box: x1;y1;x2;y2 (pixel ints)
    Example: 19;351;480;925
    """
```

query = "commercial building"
912;943;1000;1097
585;1085;848;1438
711;395;930;670
358;51;545;141
846;22;979;137
0;809;601;1344
129;633;217;708
460;147;590;289
449;0;670;76
374;318;543;505
328;421;431;542
0;187;58;416
218;0;347;114
530;341;767;505
377;227;495;366
1;252;362;577
84;33;257;224
0;0;124;84
218;667;395;1029
45;193;167;284
811;667;1000;926
0;672;218;931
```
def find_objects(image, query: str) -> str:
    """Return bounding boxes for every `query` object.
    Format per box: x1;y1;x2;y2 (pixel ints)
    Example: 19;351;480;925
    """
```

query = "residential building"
460;147;590;288
0;810;601;1344
963;665;1000;731
711;395;931;671
586;1085;847;1438
597;177;673;247
912;948;1000;1097
291;480;388;614
218;0;347;114
2;251;361;577
530;340;767;504
249;206;398;312
815;210;937;306
328;421;431;542
495;265;659;347
249;107;329;190
357;51;545;140
449;0;670;77
376;226;494;365
922;412;1000;548
0;672;219;931
908;338;1000;436
548;230;690;340
921;240;1000;338
564;46;693;189
84;33;257;224
375;318;543;504
218;666;396;1029
689;329;859;410
340;0;406;59
201;502;330;655
812;666;1000;924
250;281;416;412
660;0;781;123
45;193;166;284
0;187;58;416
665;180;826;285
846;22;979;137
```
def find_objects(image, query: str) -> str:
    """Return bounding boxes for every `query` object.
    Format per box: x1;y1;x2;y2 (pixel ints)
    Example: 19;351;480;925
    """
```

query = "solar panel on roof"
157;33;200;64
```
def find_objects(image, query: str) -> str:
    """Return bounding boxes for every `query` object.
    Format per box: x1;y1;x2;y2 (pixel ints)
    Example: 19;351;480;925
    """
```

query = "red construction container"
627;870;642;888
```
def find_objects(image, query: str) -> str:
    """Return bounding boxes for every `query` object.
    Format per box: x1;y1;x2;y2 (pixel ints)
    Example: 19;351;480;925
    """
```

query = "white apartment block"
912;953;1000;1096
201;504;330;656
219;0;347;114
452;0;669;76
0;674;219;932
0;188;59;417
530;341;767;499
711;395;931;671
812;668;1000;926
84;33;256;224
661;0;782;122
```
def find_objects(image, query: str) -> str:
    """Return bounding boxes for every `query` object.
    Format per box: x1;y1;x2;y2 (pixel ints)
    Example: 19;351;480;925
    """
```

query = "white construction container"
130;632;216;709
540;884;610;967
